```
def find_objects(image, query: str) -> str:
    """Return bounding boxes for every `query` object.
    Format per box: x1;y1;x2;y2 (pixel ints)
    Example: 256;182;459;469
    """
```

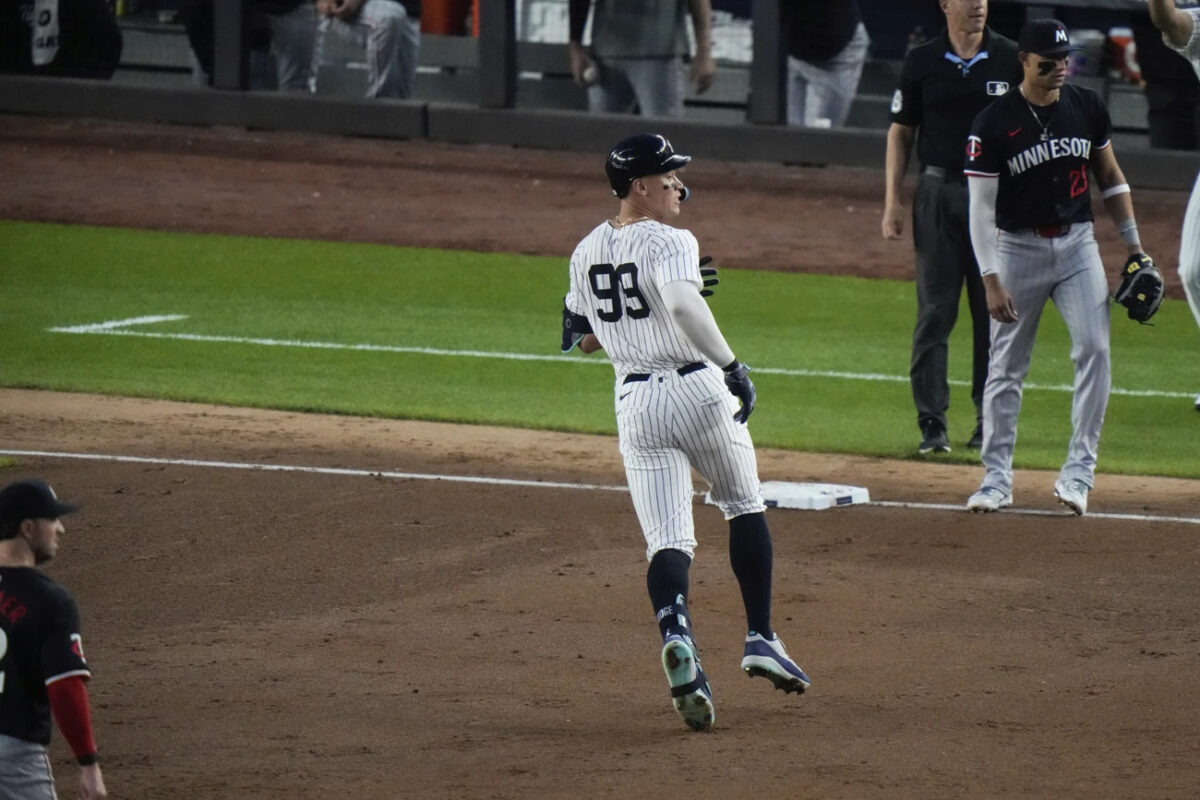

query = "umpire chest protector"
965;83;1112;231
891;27;1020;173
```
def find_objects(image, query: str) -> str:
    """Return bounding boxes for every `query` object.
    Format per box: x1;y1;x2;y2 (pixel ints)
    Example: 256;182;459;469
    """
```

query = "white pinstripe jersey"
566;219;706;376
1164;9;1200;79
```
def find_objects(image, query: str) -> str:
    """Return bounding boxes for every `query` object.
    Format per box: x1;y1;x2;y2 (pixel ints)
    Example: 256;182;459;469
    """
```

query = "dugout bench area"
2;1;1197;192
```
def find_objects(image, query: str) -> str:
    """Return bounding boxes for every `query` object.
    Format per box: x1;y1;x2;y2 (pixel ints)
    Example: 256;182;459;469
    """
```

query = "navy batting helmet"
605;134;691;198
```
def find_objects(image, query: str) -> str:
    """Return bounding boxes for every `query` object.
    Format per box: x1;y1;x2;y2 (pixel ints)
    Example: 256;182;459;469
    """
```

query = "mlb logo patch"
986;81;1009;96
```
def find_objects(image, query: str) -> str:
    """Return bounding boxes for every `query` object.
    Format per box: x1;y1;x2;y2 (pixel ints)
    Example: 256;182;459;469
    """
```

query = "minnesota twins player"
1149;0;1200;411
0;480;107;800
963;20;1149;516
561;134;810;732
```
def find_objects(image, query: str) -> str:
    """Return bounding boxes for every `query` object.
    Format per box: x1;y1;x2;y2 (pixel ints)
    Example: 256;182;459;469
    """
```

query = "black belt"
922;165;966;184
623;362;706;384
1031;223;1072;238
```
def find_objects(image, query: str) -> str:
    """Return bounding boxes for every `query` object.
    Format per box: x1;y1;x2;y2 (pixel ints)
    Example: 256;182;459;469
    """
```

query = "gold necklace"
612;215;651;228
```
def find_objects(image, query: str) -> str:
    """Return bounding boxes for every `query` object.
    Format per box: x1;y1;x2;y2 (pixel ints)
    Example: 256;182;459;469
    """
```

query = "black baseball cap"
1018;19;1083;56
0;480;79;534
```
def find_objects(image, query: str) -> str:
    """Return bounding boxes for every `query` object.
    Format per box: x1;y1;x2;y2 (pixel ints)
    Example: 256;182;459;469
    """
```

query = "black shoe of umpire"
967;422;983;450
918;421;951;454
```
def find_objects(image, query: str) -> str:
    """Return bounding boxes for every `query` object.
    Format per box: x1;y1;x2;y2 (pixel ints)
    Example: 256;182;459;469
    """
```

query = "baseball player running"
561;134;810;732
1149;0;1200;411
0;480;108;800
963;20;1150;516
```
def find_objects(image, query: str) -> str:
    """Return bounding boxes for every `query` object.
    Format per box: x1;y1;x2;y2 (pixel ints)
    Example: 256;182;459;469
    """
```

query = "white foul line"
0;450;629;493
51;315;189;333
3;449;1198;525
45;315;1194;400
871;500;1200;526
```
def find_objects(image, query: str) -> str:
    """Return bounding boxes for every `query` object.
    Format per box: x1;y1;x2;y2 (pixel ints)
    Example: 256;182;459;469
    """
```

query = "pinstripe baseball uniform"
1163;9;1200;386
964;82;1114;496
565;219;764;561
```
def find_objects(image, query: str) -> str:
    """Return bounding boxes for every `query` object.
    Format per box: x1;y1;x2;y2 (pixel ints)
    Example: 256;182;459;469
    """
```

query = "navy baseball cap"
0;480;79;533
1018;19;1083;56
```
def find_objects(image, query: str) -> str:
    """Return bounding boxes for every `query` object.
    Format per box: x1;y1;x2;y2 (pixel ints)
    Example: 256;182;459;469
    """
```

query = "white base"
706;481;870;511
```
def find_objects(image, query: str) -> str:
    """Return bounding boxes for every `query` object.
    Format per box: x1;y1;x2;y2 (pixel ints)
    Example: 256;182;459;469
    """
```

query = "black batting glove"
723;360;755;423
699;255;719;298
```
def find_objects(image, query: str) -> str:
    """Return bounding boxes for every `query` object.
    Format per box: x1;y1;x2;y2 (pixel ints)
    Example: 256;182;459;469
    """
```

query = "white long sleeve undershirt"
968;175;1001;277
660;280;736;368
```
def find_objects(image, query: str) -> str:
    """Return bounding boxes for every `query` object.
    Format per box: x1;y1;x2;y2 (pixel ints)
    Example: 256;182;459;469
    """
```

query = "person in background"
313;0;421;98
179;0;316;90
0;479;108;800
0;0;122;79
567;0;715;117
783;0;870;128
1147;0;1200;411
882;0;1020;455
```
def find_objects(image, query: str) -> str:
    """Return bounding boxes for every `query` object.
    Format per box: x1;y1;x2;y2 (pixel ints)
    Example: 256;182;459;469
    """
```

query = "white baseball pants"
616;365;765;562
979;222;1111;494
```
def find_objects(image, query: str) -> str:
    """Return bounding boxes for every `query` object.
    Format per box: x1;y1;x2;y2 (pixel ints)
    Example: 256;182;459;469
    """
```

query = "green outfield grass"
1;220;1196;478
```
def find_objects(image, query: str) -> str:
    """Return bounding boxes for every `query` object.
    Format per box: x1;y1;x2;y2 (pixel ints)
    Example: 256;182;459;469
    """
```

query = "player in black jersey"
962;20;1150;517
0;479;107;799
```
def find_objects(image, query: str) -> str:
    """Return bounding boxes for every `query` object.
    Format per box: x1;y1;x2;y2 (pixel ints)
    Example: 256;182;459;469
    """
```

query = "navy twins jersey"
964;83;1113;232
0;567;91;745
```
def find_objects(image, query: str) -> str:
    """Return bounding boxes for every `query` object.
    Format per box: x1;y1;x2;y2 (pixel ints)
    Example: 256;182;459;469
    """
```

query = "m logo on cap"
1055;28;1068;43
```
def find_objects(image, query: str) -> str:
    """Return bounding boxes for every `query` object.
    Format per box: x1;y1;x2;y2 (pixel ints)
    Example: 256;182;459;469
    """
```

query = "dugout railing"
1;0;1198;191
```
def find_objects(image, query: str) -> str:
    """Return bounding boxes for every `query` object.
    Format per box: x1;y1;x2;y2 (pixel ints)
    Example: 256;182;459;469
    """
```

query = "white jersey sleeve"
565;237;592;317
647;227;702;290
1164;9;1200;79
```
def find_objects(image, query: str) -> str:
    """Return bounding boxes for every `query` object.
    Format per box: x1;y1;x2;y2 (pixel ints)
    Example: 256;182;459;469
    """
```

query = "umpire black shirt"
890;27;1021;173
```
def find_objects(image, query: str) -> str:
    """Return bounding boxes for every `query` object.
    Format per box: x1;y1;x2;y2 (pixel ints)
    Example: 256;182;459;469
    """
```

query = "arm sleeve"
568;0;590;43
660;281;736;368
968;176;1001;277
1164;9;1200;60
47;675;98;763
889;51;922;127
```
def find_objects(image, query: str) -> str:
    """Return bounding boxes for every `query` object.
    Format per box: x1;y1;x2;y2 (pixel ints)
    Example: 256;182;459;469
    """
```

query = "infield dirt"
1;115;1197;799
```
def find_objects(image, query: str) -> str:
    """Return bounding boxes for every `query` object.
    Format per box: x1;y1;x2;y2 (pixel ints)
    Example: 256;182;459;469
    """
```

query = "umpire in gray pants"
882;1;1020;453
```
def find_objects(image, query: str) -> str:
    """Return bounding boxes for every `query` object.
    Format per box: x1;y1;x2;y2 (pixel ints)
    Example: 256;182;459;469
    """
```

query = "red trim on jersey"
47;675;97;761
963;170;1000;178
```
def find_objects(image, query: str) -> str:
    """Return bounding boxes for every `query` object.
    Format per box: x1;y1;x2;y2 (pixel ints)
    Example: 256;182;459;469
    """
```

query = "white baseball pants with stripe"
616;366;765;562
979;222;1111;494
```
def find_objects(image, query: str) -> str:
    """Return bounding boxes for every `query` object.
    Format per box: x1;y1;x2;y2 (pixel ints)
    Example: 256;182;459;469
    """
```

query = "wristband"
77;753;98;766
722;359;740;373
1101;183;1130;199
1116;218;1141;249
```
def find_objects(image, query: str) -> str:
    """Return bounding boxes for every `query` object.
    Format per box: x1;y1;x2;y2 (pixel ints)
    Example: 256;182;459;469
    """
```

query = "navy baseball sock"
729;512;772;636
647;548;692;640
